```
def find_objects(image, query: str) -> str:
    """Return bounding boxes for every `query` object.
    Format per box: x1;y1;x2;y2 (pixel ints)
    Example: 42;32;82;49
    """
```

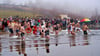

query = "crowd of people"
0;16;90;40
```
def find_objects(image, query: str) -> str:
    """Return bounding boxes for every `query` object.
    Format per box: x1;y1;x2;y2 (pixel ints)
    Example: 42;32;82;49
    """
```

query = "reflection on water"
83;36;89;46
0;31;100;56
21;41;27;56
45;39;50;53
69;35;89;47
55;37;58;46
9;39;27;56
69;36;76;47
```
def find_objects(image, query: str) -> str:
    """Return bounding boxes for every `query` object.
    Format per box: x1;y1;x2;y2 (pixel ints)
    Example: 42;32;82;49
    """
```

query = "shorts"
16;30;19;33
45;31;49;36
21;32;25;37
31;26;33;28
45;33;49;36
54;27;58;30
84;31;88;35
9;28;13;34
68;27;71;30
63;24;66;27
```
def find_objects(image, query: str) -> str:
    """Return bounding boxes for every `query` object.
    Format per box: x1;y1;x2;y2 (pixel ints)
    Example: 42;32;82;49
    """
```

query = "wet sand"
0;30;100;56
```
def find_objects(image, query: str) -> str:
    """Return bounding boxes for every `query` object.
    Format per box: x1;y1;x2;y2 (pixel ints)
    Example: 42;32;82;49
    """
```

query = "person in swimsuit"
75;22;81;32
25;22;32;35
32;24;38;37
53;24;59;36
57;24;62;32
11;20;15;31
82;24;90;35
70;22;76;36
67;22;71;34
45;24;50;40
39;23;45;38
20;24;26;40
8;21;14;36
14;21;20;36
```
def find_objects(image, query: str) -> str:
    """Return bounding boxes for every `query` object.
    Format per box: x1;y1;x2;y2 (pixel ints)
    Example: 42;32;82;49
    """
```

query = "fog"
0;0;100;17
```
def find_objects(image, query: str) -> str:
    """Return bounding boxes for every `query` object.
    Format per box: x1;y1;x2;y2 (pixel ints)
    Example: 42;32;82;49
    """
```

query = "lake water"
0;30;100;56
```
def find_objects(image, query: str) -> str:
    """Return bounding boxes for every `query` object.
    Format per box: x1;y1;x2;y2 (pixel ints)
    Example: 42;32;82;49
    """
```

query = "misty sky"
0;0;99;8
0;0;99;7
0;0;100;17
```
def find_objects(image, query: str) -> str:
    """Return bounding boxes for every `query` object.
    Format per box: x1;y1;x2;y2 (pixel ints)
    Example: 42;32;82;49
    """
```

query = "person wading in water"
75;22;81;32
70;22;76;36
82;24;90;35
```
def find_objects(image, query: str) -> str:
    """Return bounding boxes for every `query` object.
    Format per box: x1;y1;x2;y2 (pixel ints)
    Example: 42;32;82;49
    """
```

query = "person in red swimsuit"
33;25;37;35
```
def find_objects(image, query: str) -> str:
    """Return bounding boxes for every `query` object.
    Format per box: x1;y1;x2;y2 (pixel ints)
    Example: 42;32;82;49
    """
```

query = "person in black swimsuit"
45;23;50;39
40;29;44;38
82;24;90;35
54;24;59;36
